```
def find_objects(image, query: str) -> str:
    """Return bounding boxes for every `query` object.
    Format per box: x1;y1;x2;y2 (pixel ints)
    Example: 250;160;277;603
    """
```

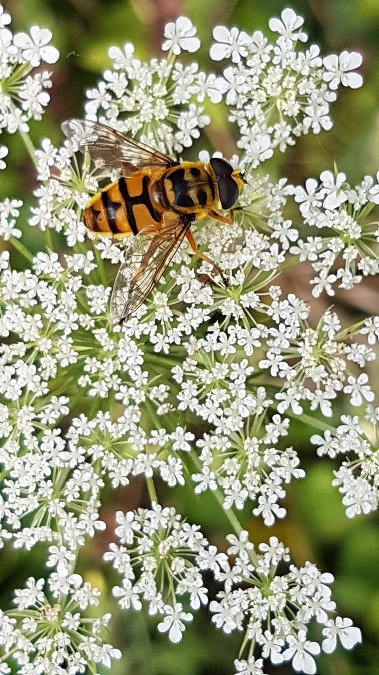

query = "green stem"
357;201;375;222
7;63;33;87
145;399;165;432
144;352;184;370
93;243;108;288
294;410;336;433
10;236;34;263
19;129;38;168
212;486;244;535
189;451;259;565
239;631;250;659
146;477;158;503
45;227;54;252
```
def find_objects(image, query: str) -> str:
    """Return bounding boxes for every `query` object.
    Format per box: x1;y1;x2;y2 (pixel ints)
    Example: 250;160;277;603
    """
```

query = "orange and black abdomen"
84;172;164;236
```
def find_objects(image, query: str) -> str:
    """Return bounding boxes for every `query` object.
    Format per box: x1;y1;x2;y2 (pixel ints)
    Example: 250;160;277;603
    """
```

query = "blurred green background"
2;0;379;673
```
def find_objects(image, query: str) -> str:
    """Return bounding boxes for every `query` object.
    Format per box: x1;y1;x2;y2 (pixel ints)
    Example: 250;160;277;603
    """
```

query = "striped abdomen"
84;172;165;236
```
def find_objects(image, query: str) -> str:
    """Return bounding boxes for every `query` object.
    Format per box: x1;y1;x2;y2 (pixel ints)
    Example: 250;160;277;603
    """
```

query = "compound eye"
210;157;233;178
219;177;239;209
210;157;239;208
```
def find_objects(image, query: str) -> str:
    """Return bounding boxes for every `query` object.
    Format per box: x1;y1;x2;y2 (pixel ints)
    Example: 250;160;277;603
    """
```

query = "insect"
61;119;244;324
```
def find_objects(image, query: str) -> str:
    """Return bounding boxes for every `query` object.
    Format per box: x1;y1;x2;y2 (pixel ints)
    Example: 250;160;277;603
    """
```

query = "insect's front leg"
205;208;235;225
185;230;229;287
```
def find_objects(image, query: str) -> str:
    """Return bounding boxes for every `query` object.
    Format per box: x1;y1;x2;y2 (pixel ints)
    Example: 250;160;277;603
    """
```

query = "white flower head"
0;5;11;28
0;145;8;170
234;656;265;674
282;629;320;674
269;8;308;42
323;51;363;90
210;26;252;62
157;602;193;642
108;42;135;70
0;9;372;673
320;170;348;210
14;26;59;67
343;373;374;407
322;617;362;654
162;16;200;55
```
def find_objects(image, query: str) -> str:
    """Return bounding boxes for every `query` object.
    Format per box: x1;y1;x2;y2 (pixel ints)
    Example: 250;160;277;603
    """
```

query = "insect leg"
205;209;235;225
185;230;229;286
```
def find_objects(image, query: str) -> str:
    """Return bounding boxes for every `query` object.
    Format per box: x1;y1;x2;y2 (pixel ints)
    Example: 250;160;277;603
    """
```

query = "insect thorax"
163;163;216;213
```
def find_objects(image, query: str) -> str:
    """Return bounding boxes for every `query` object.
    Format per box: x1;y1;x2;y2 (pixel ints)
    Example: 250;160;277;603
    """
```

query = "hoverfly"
61;119;244;324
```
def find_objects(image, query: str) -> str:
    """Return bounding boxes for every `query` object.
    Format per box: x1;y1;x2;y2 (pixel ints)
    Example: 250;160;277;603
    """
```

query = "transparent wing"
110;215;194;323
61;119;175;174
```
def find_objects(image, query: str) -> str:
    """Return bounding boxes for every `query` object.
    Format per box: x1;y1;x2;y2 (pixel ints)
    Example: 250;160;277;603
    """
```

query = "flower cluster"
209;8;362;173
0;6;371;675
0;575;121;673
312;405;379;518
0;7;58;166
107;505;210;641
0;197;22;239
210;535;361;674
107;509;361;671
85;16;213;153
291;170;379;294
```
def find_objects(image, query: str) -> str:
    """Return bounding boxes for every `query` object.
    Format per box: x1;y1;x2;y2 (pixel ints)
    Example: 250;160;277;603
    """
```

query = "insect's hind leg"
185;230;229;287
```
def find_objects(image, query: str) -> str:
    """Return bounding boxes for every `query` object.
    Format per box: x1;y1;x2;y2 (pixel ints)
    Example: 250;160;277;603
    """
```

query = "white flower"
258;630;285;664
46;545;76;576
14;577;46;610
213;66;249;106
238;132;273;168
113;579;142;610
282;630;320;674
253;494;286;526
343;373;374;407
0;250;10;272
192;466;217;493
269;8;308;42
162;16;200;54
0;145;8;170
157;602;193;642
310;269;337;298
0;196;22;240
323;51;363;90
303;103;333;134
320;170;348;209
233;656;265;674
293;178;322;215
226;531;254;562
170;426;194;451
210;26;252;62
0;6;11;27
322;617;362;654
108;42;135;69
14;26;59;67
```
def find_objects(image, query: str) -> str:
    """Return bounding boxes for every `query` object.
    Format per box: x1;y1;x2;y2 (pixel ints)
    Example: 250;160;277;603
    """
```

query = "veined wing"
61;119;175;175
111;215;195;323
